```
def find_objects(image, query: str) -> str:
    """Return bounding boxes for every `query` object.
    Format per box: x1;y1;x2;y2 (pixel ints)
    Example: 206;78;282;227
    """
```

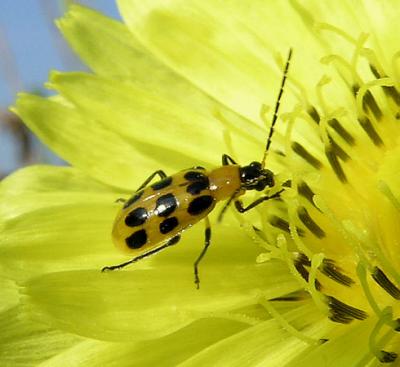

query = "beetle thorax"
208;165;243;201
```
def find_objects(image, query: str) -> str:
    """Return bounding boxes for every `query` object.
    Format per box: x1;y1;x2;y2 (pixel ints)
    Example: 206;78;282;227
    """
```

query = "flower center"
258;26;400;363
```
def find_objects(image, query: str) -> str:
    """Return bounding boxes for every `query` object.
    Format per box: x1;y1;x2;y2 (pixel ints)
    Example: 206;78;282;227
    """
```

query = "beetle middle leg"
222;154;237;166
116;170;168;206
136;170;167;191
193;217;212;289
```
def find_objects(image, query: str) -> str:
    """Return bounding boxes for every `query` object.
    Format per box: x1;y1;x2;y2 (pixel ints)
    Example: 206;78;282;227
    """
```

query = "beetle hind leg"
102;235;181;272
193;217;212;289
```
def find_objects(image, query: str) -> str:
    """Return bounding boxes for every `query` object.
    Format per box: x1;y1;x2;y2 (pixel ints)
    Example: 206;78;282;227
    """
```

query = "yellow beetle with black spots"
102;49;292;288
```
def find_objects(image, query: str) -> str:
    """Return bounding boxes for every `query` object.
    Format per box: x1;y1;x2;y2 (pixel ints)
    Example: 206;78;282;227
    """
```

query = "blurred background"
0;1;120;178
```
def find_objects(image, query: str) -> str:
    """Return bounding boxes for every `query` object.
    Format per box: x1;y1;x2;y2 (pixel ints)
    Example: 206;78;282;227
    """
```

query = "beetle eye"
250;161;262;169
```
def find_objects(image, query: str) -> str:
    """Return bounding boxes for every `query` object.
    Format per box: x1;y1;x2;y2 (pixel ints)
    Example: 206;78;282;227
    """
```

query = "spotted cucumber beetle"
102;49;292;288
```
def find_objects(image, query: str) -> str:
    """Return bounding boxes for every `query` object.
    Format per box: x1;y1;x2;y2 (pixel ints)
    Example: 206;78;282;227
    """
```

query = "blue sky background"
0;1;121;174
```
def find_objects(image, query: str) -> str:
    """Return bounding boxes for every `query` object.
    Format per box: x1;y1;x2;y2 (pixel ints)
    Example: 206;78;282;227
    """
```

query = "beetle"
102;49;292;289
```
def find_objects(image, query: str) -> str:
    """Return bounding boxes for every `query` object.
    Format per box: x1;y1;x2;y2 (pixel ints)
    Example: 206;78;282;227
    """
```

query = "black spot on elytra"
125;229;147;249
184;170;209;195
125;207;148;227
159;217;179;234
151;176;172;190
184;171;207;181
123;190;143;209
156;193;178;217
187;179;209;195
188;195;214;215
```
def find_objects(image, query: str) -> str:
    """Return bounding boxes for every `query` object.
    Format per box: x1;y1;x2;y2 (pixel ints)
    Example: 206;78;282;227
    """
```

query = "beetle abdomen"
112;168;216;254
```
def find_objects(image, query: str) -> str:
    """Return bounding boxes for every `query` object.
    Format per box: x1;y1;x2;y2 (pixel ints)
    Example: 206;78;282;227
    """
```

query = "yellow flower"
1;1;400;366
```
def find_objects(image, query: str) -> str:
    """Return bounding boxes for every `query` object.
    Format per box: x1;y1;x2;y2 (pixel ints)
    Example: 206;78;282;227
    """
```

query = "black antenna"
261;48;292;168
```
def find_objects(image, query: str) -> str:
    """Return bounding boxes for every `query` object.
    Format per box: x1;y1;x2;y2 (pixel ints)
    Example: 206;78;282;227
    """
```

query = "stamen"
297;181;317;207
313;195;364;258
283;105;302;159
351;84;359;96
249;28;400;364
356;262;400;332
309;252;325;293
297;252;311;266
291;142;323;169
328;118;356;146
378;181;400;212
271;291;308;302
315;79;354;176
379;351;398;364
268;215;305;236
320;259;354;287
370;63;382;79
361;90;383;121
357;261;382;317
357;117;384;146
252;226;282;258
326;296;368;324
288;200;314;258
321;54;361;90
294;253;322;291
314;103;349;184
259;297;323;345
315;22;358;45
371;267;400;300
362;48;387;81
277;235;328;313
308;106;320;124
350;33;369;70
368;307;398;363
325;145;347;182
329;135;350;161
297;206;325;238
356;78;394;123
366;61;400;107
383;85;400;106
315;75;332;114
